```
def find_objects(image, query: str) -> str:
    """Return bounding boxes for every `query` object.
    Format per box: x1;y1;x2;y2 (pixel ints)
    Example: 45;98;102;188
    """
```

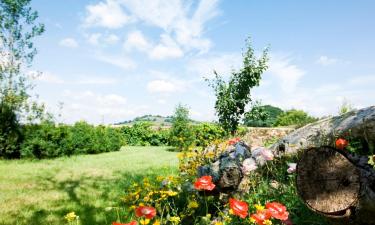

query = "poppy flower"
335;138;349;150
229;198;248;218
135;206;157;219
250;209;272;224
194;175;216;191
265;202;289;221
112;221;137;225
228;137;241;145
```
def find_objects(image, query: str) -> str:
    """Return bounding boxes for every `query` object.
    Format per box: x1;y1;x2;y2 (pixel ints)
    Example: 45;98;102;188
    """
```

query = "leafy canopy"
207;38;269;134
0;0;44;109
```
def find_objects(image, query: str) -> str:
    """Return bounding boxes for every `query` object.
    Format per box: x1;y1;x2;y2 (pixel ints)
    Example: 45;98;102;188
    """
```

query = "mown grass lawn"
0;146;178;225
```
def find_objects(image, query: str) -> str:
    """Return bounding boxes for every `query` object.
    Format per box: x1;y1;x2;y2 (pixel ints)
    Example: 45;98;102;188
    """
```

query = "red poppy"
250;209;272;224
135;206;157;219
194;175;216;191
335;138;349;150
265;202;289;221
228;137;241;145
229;198;248;218
112;221;137;225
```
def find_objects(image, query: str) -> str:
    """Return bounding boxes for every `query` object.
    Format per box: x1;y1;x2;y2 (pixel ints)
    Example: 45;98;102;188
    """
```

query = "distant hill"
114;115;200;127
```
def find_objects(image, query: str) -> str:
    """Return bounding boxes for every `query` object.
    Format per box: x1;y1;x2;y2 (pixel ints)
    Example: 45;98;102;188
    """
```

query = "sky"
28;0;375;124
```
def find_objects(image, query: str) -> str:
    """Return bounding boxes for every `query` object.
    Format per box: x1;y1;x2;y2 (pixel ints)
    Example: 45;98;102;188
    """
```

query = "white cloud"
147;79;188;93
94;53;137;70
268;54;305;93
87;33;120;46
188;53;242;79
83;0;220;54
316;55;338;66
76;76;118;85
348;75;375;86
105;34;120;44
35;72;65;84
84;0;131;29
59;38;79;48
123;30;151;52
149;34;184;60
58;90;137;124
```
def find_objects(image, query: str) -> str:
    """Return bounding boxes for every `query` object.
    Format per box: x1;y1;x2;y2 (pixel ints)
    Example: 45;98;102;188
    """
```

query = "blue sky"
29;0;375;124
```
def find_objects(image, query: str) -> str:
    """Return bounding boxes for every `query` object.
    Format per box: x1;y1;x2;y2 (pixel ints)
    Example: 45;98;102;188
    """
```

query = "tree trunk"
297;146;375;225
270;106;375;155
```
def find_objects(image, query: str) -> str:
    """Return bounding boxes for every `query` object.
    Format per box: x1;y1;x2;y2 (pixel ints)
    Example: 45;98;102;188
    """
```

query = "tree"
0;0;44;110
169;104;195;151
0;0;44;158
207;38;269;134
274;109;317;128
244;104;283;127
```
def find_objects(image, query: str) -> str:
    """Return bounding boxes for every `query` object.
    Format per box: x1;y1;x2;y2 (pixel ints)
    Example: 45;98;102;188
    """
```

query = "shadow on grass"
19;169;174;225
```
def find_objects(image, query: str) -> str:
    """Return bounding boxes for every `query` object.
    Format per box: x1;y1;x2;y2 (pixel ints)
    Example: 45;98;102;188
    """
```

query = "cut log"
271;106;375;155
297;146;375;225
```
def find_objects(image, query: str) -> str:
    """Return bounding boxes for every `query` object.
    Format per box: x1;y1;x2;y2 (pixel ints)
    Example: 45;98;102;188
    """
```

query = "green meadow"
0;147;178;225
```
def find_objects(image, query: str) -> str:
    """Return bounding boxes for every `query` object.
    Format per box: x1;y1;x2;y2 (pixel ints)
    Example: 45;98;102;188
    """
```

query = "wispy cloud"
316;55;338;66
59;38;79;48
94;52;137;70
83;0;220;56
268;54;305;93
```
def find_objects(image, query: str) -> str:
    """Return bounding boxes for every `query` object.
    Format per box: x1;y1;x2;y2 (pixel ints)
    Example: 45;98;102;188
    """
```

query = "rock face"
271;106;375;155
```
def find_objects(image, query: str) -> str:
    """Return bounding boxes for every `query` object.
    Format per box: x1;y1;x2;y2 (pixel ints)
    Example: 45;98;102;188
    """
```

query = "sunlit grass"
0;146;178;225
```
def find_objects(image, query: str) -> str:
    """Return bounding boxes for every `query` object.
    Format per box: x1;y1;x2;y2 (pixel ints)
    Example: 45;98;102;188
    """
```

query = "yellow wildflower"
140;218;150;225
153;220;160;225
214;222;224;225
169;216;181;224
188;201;199;209
254;204;265;210
64;212;78;222
264;219;273;225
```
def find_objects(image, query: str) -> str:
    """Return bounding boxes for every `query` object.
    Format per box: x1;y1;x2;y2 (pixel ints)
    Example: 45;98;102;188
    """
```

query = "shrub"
21;122;71;158
169;104;195;151
193;123;226;148
120;122;169;146
0;102;23;158
20;121;125;159
274;109;318;128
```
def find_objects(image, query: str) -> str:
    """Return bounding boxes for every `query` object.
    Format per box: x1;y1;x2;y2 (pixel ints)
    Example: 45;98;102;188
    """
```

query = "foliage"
207;38;269;134
169;104;195;151
338;98;354;115
193;123;226;148
120;122;170;146
244;104;284;127
108;139;327;225
274;109;318;128
0;0;45;107
0;101;23;158
20;121;125;159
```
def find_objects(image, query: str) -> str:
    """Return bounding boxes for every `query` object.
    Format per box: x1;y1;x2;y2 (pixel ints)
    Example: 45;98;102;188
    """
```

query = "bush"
274;109;318;128
169;105;195;151
120;122;169;146
20;121;125;159
193;123;226;148
0;102;23;159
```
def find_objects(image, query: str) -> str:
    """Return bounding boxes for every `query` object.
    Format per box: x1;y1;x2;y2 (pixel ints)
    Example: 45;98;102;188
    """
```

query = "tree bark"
270;106;375;156
297;146;375;225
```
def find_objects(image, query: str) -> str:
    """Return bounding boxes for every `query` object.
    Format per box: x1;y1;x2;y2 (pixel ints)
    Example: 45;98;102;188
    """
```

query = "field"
0;146;178;225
